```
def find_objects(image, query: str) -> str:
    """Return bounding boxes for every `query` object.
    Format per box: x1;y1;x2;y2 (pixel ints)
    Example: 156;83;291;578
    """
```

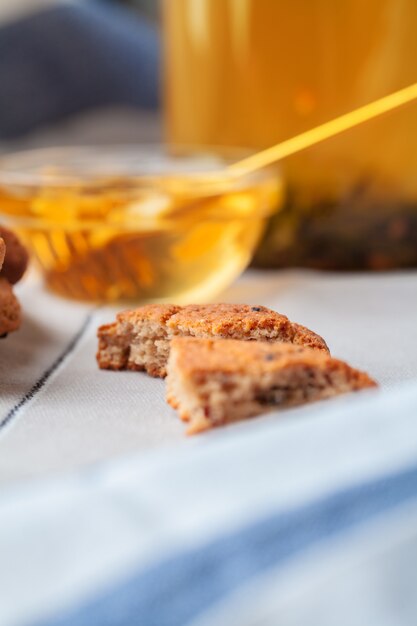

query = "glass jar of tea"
163;0;417;269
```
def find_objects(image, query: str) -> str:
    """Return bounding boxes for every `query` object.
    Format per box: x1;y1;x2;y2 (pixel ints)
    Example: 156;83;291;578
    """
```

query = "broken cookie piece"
0;227;27;337
0;237;5;272
0;226;29;285
0;277;21;335
97;305;181;377
166;337;377;434
97;303;329;377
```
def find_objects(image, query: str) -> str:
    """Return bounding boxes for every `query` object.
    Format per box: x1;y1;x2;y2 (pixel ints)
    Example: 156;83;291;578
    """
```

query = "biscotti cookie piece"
0;226;28;284
166;304;294;341
0;230;25;337
291;323;330;352
0;277;21;336
97;303;329;377
166;337;377;434
0;237;5;271
97;304;181;377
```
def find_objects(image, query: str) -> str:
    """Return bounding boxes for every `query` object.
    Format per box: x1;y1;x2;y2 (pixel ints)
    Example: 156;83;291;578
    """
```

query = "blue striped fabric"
0;274;416;625
0;380;410;626
36;462;417;626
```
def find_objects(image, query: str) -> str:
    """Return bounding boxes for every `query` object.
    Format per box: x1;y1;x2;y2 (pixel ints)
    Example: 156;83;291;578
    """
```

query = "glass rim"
0;143;279;191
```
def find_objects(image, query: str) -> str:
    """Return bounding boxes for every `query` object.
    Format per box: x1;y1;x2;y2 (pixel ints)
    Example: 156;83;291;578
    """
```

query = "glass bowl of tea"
0;145;281;302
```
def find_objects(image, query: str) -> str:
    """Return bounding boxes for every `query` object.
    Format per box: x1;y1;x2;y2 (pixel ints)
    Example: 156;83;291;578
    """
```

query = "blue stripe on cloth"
34;461;417;626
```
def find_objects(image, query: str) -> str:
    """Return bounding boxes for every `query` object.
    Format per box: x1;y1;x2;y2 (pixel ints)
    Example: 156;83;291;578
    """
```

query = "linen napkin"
0;269;416;625
1;269;416;482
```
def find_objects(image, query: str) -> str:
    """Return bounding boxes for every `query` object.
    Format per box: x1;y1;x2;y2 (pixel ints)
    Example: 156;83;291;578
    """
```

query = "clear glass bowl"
0;145;281;302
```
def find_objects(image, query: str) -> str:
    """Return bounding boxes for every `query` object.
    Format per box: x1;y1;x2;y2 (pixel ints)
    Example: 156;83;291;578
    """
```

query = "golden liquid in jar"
164;0;417;181
164;0;417;270
0;173;280;302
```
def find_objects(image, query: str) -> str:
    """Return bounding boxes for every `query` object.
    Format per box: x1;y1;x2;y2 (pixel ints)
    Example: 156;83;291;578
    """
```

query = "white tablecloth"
1;269;417;626
0;268;416;483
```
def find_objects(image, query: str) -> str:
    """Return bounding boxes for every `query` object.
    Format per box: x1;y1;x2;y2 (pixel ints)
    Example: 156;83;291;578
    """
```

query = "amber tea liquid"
0;171;279;302
164;0;417;269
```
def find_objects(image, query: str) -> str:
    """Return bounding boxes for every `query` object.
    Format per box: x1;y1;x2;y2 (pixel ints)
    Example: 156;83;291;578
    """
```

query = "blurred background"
0;0;162;147
1;0;417;270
